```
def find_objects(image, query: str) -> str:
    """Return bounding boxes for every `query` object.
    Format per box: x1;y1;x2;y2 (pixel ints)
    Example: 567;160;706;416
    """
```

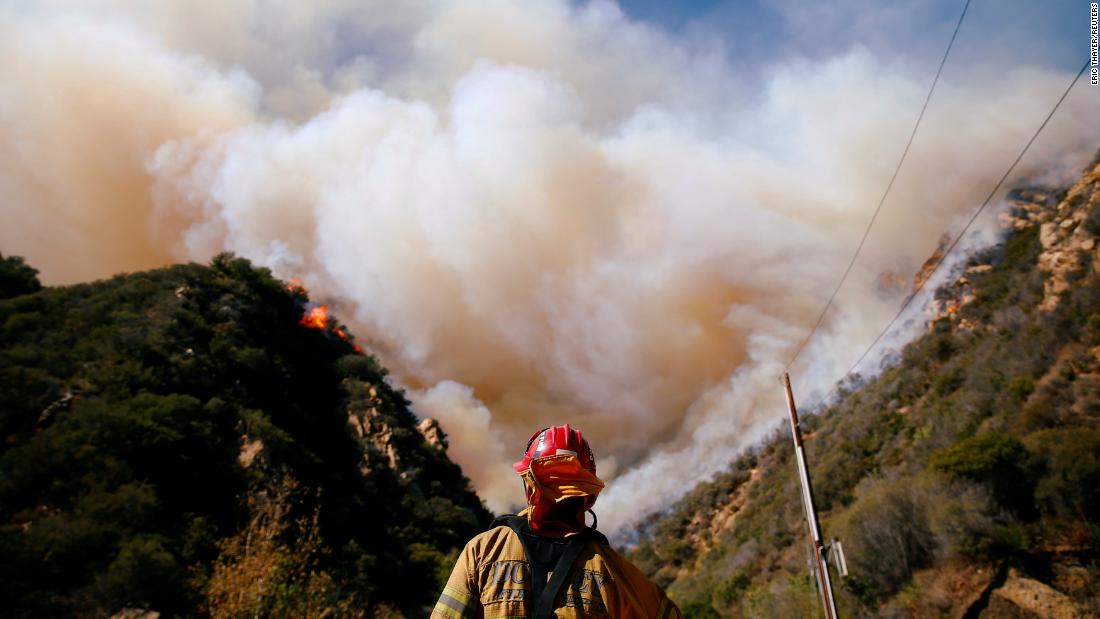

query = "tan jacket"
431;525;680;619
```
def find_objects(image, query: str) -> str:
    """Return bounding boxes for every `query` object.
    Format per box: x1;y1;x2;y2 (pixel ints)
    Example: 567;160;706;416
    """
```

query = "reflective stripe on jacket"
431;524;681;619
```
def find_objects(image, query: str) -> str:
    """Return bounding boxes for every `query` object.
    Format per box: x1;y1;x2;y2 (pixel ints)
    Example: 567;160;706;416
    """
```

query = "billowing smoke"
2;0;1097;531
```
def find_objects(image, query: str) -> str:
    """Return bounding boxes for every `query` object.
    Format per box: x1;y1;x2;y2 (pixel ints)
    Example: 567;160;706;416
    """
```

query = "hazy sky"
1;0;1096;533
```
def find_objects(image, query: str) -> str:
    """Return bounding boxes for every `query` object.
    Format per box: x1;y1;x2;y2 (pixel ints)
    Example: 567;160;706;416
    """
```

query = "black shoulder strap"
534;535;587;619
488;515;604;619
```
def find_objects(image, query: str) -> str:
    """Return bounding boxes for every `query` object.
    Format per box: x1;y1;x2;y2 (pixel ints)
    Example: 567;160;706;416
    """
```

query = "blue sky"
616;0;1083;76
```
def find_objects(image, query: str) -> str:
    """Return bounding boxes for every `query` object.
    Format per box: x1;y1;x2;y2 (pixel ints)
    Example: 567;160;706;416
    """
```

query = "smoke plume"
2;0;1097;531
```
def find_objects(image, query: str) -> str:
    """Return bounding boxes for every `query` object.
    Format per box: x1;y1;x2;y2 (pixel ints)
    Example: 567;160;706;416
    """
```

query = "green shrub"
680;599;721;618
1025;427;1100;522
1005;375;1035;402
99;536;183;611
712;571;750;607
741;574;819;619
927;432;1036;519
833;475;936;601
932;366;965;396
923;478;1003;559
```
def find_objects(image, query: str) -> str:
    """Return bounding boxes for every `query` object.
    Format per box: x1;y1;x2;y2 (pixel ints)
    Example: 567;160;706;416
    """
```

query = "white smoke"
1;0;1097;529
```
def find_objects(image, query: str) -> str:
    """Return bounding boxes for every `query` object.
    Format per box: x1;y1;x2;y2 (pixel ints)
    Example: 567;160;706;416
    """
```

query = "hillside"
630;154;1100;618
0;254;490;618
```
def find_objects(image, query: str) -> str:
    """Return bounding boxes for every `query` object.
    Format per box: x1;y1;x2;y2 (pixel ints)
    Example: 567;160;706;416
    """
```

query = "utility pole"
782;373;839;619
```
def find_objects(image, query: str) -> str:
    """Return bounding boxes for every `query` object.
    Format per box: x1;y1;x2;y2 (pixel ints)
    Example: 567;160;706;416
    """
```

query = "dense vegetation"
0;254;490;617
631;163;1100;617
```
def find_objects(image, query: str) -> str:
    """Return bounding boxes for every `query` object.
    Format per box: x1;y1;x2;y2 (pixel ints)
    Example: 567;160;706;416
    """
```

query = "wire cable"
784;0;972;372
807;59;1090;412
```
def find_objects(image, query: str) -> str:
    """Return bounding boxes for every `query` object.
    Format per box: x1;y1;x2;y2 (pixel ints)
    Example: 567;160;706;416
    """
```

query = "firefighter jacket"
431;522;681;619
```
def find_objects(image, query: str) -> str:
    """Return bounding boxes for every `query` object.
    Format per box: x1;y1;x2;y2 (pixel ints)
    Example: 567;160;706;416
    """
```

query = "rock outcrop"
981;570;1091;619
925;156;1100;326
1036;159;1100;311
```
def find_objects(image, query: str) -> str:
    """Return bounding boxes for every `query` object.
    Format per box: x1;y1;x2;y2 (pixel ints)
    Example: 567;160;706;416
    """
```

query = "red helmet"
513;424;596;474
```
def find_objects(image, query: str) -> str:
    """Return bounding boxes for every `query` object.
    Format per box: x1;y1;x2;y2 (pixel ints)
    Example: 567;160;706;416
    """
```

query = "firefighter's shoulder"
581;539;681;619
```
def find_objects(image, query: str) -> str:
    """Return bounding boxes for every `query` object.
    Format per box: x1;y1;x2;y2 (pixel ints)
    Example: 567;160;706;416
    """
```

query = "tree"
0;254;41;299
928;432;1037;520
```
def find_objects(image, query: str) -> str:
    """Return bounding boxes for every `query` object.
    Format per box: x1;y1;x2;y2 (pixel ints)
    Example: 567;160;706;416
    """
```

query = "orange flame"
292;278;362;354
301;305;330;329
300;304;363;354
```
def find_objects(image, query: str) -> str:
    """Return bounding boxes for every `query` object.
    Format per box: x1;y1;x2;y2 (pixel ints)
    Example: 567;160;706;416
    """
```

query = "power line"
807;59;1090;413
785;0;972;372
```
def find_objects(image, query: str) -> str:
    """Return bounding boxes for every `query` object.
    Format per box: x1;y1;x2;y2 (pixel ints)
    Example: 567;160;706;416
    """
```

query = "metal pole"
783;373;839;619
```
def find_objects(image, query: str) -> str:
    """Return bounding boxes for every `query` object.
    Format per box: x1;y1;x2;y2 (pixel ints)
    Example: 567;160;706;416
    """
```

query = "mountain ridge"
629;151;1100;618
0;253;490;617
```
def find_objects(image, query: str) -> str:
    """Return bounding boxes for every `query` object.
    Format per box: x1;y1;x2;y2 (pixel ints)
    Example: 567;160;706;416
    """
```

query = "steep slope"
0;254;490;618
630;154;1100;618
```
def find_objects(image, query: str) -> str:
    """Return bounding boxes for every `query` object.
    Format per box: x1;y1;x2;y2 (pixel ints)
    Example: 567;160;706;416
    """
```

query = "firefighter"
431;424;681;619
